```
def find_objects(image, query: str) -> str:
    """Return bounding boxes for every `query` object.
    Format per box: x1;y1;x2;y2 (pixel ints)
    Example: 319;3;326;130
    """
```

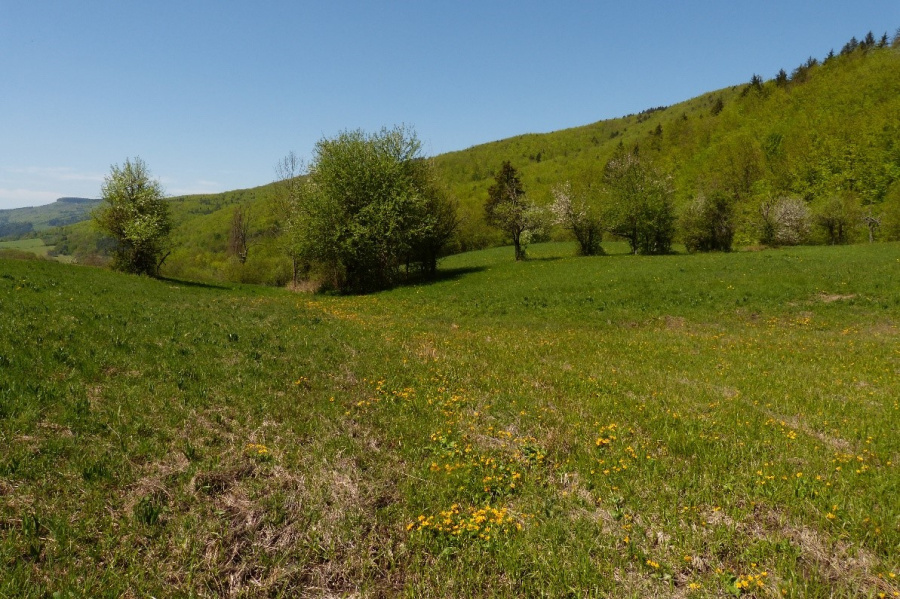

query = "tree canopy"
93;157;171;275
280;126;457;293
602;151;675;254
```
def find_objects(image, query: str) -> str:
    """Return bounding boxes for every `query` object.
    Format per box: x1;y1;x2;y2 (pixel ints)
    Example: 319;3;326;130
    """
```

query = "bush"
680;191;736;252
759;197;811;246
280;126;458;293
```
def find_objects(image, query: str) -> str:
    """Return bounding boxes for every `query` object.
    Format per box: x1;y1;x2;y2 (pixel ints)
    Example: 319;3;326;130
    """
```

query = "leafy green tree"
282;126;457;293
550;181;603;255
485;161;542;260
680;191;736;252
814;196;860;244
273;151;308;286
602;151;675;254
93;157;171;275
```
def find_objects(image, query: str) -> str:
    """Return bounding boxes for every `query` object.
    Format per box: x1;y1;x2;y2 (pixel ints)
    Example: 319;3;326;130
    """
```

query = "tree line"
93;115;895;287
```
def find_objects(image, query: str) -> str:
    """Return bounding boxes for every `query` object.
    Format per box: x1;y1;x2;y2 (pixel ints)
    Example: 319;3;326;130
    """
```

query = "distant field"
0;238;51;254
1;243;898;597
0;239;75;263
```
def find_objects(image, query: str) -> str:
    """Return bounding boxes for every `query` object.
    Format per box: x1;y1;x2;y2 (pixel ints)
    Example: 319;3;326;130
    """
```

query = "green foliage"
812;195;860;245
484;161;544;260
93;158;171;276
283;126;458;293
433;43;900;251
602;151;675;254
550;181;604;256
680;191;736;252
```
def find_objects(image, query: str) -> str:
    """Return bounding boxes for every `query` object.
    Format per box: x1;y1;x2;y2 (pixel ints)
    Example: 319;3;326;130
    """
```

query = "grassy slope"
1;242;898;597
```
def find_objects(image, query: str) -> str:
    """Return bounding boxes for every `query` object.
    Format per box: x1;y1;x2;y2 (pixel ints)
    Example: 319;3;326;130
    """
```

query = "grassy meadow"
1;242;898;597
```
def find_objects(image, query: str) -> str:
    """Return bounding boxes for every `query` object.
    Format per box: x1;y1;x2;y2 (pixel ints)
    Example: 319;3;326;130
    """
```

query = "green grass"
0;239;52;254
1;243;898;597
0;239;75;263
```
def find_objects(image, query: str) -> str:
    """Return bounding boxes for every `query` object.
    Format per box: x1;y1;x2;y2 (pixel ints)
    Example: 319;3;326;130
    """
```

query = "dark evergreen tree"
774;69;788;87
485;162;541;261
863;31;876;49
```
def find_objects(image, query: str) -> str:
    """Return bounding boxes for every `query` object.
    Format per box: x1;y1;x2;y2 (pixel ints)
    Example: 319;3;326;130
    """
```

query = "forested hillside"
38;34;900;284
434;37;900;248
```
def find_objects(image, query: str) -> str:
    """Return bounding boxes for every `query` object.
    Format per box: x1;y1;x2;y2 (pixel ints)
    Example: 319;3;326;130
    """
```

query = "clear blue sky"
1;1;897;209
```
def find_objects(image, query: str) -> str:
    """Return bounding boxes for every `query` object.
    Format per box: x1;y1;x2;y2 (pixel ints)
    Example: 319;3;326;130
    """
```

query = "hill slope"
433;42;900;248
0;197;99;238
35;39;900;282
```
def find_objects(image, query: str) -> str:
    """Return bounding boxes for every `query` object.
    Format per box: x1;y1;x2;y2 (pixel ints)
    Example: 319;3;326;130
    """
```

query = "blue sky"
1;1;897;209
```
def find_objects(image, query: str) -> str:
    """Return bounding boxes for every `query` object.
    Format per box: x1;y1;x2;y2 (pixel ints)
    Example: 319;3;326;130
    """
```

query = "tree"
484;161;543;260
774;69;788;87
227;204;252;264
93;157;171;275
861;210;881;243
601;150;675;254
680;191;736;252
814;196;858;245
550;181;603;255
273;151;307;286
280;126;457;293
759;197;810;246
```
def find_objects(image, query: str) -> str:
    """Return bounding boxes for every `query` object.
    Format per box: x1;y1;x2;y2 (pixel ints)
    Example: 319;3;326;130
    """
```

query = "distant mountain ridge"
0;197;99;238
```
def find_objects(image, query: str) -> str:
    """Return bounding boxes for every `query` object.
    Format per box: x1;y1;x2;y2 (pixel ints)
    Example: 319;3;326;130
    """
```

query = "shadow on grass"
397;266;488;289
523;255;569;263
156;276;233;291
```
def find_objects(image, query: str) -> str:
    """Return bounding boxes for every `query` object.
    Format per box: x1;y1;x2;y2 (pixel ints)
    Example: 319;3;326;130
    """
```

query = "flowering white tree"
550;181;603;255
760;197;811;246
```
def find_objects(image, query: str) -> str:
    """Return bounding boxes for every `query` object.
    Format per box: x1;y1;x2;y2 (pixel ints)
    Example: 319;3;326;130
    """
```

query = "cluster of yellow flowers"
245;443;270;457
595;422;617;447
734;570;768;591
346;378;417;412
408;504;524;540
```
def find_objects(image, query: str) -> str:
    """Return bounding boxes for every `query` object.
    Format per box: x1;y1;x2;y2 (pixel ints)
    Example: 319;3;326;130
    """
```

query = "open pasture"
1;242;898;597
